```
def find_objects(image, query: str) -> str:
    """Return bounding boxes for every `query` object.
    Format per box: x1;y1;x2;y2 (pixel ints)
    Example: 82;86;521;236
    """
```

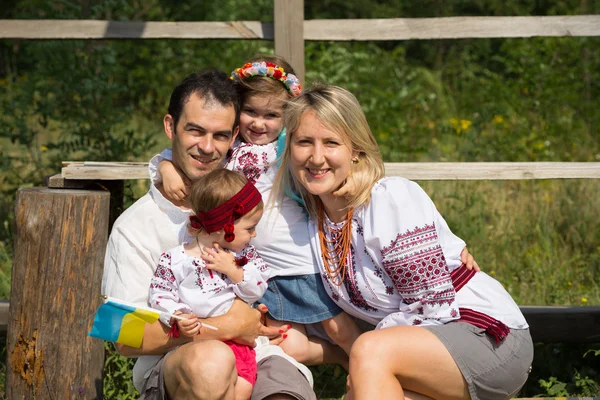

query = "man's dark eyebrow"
183;122;205;131
183;122;232;136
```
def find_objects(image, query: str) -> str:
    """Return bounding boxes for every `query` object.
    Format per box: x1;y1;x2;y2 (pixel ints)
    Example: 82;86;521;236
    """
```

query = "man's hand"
461;247;480;271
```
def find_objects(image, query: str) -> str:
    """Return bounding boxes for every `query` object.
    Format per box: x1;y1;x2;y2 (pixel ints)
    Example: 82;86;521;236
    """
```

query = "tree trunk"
7;187;110;399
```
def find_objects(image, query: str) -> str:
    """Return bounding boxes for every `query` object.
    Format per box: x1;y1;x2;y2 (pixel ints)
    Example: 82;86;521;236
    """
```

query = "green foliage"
104;343;139;399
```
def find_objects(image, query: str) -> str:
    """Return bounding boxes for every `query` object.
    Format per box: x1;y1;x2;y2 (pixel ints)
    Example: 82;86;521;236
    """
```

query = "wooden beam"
304;15;600;40
0;301;8;332
0;303;597;344
0;20;273;39
7;187;109;398
383;162;600;180
61;161;600;181
274;0;305;83
521;306;600;344
1;16;599;41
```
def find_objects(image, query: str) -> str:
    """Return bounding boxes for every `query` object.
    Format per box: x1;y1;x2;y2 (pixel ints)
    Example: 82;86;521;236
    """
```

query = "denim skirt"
259;273;343;324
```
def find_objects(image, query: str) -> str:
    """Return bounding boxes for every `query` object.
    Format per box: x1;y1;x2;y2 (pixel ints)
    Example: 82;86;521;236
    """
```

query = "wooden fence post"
7;187;110;399
274;0;305;83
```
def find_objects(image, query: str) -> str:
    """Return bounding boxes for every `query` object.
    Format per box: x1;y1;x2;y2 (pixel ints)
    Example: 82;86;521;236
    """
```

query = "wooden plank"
3;15;597;41
0;301;8;332
384;162;600;180
0;20;273;39
274;0;305;83
521;306;600;343
0;303;597;344
7;187;109;398
61;161;600;181
304;15;600;40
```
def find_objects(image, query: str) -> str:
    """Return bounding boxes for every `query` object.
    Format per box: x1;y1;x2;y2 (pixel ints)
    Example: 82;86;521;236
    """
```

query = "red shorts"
225;341;257;386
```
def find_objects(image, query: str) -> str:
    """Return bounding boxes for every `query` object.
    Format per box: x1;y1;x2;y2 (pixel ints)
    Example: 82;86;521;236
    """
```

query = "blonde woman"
272;85;533;400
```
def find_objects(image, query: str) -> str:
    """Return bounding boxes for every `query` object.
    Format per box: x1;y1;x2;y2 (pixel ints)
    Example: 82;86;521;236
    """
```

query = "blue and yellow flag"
88;297;161;348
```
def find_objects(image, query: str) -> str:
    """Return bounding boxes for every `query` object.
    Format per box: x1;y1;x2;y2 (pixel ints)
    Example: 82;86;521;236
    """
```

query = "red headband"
189;181;262;242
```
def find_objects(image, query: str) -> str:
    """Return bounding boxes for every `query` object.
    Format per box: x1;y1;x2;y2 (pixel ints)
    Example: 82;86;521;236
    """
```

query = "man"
102;69;316;400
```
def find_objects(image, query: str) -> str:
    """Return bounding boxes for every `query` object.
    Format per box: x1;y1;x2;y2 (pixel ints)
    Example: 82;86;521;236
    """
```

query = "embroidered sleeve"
232;245;269;303
368;178;462;329
148;250;191;326
148;148;173;185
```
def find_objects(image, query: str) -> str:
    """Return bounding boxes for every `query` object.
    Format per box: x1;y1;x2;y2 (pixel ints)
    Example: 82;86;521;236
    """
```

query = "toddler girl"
148;169;268;400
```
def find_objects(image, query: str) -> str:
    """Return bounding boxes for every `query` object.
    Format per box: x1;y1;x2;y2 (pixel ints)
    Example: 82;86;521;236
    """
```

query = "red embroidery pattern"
229;145;271;185
150;252;176;292
381;224;454;307
343;248;378;312
192;259;204;289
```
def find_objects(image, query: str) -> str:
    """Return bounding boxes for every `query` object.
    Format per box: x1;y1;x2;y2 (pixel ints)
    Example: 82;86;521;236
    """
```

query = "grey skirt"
424;322;533;400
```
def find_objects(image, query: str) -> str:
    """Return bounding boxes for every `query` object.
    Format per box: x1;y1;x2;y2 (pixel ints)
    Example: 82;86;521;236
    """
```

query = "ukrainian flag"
88;297;161;348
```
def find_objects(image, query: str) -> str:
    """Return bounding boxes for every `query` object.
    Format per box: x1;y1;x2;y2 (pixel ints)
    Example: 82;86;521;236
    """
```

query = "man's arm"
117;298;285;356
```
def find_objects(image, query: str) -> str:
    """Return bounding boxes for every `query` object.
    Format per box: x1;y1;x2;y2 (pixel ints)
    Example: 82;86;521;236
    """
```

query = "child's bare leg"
234;376;253;400
322;312;362;356
266;317;347;366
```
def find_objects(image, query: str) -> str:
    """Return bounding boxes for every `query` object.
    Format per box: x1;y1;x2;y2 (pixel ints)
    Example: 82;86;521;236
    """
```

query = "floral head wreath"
231;61;302;97
189;181;262;242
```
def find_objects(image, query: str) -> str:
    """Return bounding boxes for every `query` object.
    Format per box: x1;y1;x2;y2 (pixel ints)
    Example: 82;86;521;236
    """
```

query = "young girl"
151;55;363;369
148;169;268;400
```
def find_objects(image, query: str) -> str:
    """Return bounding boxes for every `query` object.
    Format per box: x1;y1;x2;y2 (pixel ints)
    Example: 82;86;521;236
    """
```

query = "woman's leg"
266;316;347;366
348;326;470;400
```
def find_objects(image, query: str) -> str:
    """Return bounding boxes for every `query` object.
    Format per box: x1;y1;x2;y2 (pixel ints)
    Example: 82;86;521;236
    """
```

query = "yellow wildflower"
581;297;588;303
41;145;48;152
492;115;504;124
460;120;472;131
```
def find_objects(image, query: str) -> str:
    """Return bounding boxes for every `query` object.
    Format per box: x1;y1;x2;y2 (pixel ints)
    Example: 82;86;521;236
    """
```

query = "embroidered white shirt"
150;143;319;278
148;243;268;326
310;177;529;331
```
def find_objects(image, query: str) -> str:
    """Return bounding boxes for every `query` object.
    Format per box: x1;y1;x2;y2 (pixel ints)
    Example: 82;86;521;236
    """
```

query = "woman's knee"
349;330;384;365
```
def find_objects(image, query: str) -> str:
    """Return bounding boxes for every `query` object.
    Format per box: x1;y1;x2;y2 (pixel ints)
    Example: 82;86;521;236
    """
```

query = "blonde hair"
272;85;385;219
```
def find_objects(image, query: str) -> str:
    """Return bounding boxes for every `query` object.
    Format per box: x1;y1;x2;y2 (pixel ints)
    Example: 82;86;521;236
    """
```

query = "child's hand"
200;243;242;282
159;160;191;202
333;174;357;198
173;311;201;337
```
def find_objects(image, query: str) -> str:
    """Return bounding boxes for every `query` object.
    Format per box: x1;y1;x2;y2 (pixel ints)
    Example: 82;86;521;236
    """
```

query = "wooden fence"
3;2;600;398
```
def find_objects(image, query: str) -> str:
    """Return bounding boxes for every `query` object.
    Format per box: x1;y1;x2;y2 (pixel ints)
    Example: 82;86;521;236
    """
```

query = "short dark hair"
167;68;241;130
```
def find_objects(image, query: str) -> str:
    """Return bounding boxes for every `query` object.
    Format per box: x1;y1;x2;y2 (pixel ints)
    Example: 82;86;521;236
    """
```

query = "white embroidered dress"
310;177;529;331
149;243;268;326
151;140;318;278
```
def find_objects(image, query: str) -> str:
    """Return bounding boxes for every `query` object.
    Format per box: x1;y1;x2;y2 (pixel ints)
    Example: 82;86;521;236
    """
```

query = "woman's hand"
158;160;191;202
461;247;480;271
174;312;201;338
